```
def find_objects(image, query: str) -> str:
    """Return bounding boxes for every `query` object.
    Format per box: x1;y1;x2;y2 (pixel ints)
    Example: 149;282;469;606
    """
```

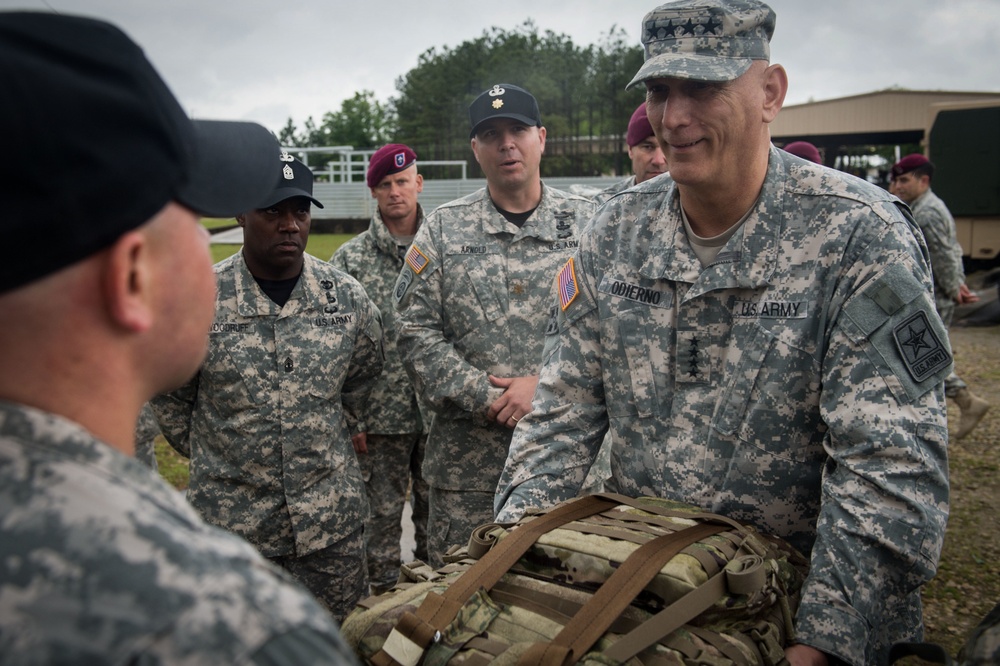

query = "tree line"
278;21;646;180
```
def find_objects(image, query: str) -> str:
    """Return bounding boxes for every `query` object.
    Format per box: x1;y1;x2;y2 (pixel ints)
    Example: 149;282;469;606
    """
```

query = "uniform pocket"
712;322;826;463
602;307;658;419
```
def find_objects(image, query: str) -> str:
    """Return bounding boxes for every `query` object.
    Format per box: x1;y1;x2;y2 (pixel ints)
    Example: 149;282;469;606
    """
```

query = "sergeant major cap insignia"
282;164;294;180
279;151;294;162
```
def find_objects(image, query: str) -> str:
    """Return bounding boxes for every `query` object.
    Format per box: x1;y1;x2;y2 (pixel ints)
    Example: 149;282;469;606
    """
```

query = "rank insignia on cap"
279;151;294;162
492;99;504;110
558;257;579;311
405;244;429;274
395;152;406;168
282;164;294;180
892;310;951;382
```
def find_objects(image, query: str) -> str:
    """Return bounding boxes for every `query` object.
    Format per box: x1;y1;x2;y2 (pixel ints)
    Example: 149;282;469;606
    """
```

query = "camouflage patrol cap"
626;0;776;89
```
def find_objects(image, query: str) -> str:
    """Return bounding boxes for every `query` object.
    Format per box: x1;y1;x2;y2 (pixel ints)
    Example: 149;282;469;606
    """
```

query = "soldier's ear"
101;230;154;334
761;64;787;124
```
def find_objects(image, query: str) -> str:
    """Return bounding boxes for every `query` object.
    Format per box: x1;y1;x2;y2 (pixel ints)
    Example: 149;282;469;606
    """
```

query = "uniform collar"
234;251;318;318
370;204;425;257
640;145;784;298
479;183;578;242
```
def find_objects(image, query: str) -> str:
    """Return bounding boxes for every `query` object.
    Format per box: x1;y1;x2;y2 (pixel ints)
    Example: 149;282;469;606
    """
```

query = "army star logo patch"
892;311;951;382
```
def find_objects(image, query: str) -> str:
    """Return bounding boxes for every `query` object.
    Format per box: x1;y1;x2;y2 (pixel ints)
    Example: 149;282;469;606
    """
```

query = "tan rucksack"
342;493;808;666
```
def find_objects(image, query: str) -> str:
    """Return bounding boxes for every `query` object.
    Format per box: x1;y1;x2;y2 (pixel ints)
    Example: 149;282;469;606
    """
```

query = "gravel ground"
920;322;1000;655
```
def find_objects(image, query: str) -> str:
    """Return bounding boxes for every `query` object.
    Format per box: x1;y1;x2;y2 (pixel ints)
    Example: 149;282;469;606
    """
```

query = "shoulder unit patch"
892;310;952;382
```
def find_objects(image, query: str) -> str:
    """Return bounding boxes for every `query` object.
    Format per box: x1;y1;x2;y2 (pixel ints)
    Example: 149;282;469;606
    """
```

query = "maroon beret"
367;143;417;188
891;153;930;179
783;141;821;164
626;103;654;147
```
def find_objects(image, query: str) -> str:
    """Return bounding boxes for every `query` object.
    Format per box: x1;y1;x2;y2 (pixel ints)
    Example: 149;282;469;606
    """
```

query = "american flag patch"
405;244;429;274
558;258;579;311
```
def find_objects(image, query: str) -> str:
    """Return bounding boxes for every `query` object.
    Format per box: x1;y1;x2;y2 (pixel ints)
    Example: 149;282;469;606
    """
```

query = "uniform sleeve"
794;213;950;665
340;283;385;434
915;205;965;301
149;373;199;458
393;219;504;421
247;624;360;666
494;246;610;522
328;245;349;272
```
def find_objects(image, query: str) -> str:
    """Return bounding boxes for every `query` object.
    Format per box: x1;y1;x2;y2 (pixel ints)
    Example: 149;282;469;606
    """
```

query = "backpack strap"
517;521;729;666
371;494;621;666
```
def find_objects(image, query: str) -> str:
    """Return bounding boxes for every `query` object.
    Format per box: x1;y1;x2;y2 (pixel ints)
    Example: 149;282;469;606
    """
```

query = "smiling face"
470;118;546;196
237;196;311;280
643;62;784;200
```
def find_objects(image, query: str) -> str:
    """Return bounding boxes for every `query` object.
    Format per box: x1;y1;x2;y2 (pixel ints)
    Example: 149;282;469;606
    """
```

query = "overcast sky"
4;0;999;136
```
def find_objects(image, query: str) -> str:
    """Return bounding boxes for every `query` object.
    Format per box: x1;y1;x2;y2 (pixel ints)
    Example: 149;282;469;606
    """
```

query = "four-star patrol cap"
255;153;324;209
0;11;281;293
626;0;776;88
468;84;542;138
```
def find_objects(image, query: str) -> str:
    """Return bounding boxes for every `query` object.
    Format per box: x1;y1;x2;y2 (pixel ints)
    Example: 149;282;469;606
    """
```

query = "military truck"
925;99;1000;272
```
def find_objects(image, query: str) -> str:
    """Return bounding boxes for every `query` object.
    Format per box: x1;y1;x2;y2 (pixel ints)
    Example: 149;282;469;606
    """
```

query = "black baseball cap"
255;153;324;209
0;12;281;293
468;84;542;139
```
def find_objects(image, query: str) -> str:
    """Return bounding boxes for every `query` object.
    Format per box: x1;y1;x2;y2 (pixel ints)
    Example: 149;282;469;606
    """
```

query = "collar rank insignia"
405;244;429;274
558;257;579;311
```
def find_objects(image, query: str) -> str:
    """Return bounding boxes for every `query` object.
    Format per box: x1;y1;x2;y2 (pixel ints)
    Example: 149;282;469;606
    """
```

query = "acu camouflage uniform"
908;188;969;397
496;148;951;666
152;251;384;620
908;188;966;325
394;184;595;563
331;205;431;588
593;175;636;206
0;401;358;665
133;401;160;471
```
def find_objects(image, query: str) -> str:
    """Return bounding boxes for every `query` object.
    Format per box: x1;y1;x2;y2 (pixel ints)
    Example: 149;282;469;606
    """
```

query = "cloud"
4;0;998;132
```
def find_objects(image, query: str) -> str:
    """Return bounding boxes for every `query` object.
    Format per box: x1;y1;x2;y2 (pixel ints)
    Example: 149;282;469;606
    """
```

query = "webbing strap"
594;492;750;534
603;569;729;663
518;521;727;666
371;494;620;666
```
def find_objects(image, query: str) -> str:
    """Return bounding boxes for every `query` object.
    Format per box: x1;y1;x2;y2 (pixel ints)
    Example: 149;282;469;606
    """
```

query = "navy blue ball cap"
0;11;280;293
254;153;324;209
468;83;542;139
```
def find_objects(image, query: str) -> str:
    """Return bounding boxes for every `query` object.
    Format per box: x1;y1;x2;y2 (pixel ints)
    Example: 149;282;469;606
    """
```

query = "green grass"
154;439;190;490
210;233;355;264
201;217;238;230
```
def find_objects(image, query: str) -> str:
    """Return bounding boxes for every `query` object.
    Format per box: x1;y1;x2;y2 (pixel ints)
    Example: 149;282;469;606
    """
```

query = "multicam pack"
342;493;808;666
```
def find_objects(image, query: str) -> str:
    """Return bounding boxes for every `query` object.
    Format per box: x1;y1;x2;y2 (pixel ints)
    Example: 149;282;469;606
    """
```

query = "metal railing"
283;145;468;184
